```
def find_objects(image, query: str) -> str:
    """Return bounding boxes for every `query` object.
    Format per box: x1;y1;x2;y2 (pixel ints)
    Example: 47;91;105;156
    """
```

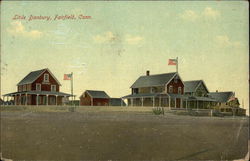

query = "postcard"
0;1;249;160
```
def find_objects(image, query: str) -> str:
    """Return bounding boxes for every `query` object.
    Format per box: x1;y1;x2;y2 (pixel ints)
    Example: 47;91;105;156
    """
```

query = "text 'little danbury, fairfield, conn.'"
12;14;92;21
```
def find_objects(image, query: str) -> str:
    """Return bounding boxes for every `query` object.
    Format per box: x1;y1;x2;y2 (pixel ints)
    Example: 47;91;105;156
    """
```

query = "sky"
1;1;249;112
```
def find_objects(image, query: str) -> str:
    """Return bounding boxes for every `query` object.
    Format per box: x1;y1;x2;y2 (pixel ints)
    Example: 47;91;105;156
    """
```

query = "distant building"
80;90;110;106
109;98;126;106
209;91;245;116
3;68;71;105
79;90;126;106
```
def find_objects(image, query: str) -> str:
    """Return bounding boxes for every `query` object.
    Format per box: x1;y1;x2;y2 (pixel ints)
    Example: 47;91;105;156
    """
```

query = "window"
151;87;156;93
36;83;41;91
51;85;56;92
27;84;31;91
169;85;173;93
44;74;49;82
18;86;22;92
23;85;26;91
133;88;139;94
178;87;182;94
174;78;178;83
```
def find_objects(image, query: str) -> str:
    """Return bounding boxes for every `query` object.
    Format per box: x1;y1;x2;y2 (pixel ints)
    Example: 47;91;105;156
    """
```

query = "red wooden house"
122;71;185;108
3;68;71;105
79;90;110;106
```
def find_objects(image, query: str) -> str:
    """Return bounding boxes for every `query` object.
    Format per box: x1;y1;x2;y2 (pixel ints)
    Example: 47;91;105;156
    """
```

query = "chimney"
216;90;218;92
146;70;150;76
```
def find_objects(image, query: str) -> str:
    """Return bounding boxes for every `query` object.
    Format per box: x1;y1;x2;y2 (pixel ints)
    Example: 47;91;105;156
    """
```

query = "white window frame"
169;85;173;93
178;87;182;94
151;87;154;93
36;83;41;91
44;74;49;82
51;85;56;92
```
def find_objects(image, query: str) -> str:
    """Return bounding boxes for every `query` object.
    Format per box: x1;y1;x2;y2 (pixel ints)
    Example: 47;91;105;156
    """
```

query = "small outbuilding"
80;90;110;106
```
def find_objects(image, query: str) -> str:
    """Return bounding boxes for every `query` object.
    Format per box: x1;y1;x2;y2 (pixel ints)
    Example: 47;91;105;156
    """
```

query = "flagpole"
71;72;74;106
176;57;178;73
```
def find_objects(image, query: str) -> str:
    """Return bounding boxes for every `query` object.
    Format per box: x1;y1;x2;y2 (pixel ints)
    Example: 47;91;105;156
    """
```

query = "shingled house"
3;68;71;105
183;80;216;109
209;91;245;115
122;71;185;108
80;90;110;106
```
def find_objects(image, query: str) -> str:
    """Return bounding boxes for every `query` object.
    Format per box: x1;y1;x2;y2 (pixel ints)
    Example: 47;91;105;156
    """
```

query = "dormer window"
44;74;49;82
51;85;56;92
36;83;41;91
169;85;173;93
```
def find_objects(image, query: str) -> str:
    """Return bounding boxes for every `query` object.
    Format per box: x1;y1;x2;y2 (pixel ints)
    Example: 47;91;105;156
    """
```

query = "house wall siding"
31;71;60;91
167;78;184;94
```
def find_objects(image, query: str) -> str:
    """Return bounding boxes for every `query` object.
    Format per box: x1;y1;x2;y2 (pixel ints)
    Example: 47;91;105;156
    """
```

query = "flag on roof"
168;59;177;65
64;74;72;80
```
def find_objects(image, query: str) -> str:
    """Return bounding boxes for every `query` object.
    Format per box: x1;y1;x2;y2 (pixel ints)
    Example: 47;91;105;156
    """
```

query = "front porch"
3;91;72;106
122;93;217;109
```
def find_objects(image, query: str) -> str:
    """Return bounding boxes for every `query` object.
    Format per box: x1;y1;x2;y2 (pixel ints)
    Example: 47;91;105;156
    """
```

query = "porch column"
141;97;143;107
168;97;171;109
25;93;27;105
46;95;49;106
174;98;176;108
19;94;21;105
14;95;17;105
186;100;188;110
153;97;155;107
36;94;39;106
55;95;58;106
64;96;66;106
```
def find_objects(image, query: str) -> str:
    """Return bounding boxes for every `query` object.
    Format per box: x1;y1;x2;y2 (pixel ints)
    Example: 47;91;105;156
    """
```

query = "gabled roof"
17;68;61;86
85;90;110;99
208;91;234;103
184;80;209;93
130;72;177;88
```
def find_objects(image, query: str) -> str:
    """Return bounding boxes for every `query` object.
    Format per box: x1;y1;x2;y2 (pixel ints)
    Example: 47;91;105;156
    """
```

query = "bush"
152;107;164;115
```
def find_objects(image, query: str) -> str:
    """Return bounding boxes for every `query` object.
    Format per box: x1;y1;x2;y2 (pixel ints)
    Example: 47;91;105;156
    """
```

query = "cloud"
93;31;118;43
215;35;242;48
202;7;220;19
179;10;199;21
180;7;220;21
7;21;43;38
125;35;143;45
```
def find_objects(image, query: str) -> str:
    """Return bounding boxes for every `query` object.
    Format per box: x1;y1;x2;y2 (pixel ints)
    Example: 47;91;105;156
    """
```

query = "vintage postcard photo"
0;1;249;160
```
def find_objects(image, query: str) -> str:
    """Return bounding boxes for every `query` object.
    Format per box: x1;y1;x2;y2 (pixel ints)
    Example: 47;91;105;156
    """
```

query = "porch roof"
122;93;162;99
3;91;73;97
186;96;217;102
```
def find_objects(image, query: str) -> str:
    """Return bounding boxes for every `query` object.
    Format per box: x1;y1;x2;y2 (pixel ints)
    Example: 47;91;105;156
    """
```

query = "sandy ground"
0;107;249;160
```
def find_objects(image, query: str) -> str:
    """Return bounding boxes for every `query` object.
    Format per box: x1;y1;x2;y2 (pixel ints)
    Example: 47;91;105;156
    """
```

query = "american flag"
168;59;177;65
64;74;72;80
